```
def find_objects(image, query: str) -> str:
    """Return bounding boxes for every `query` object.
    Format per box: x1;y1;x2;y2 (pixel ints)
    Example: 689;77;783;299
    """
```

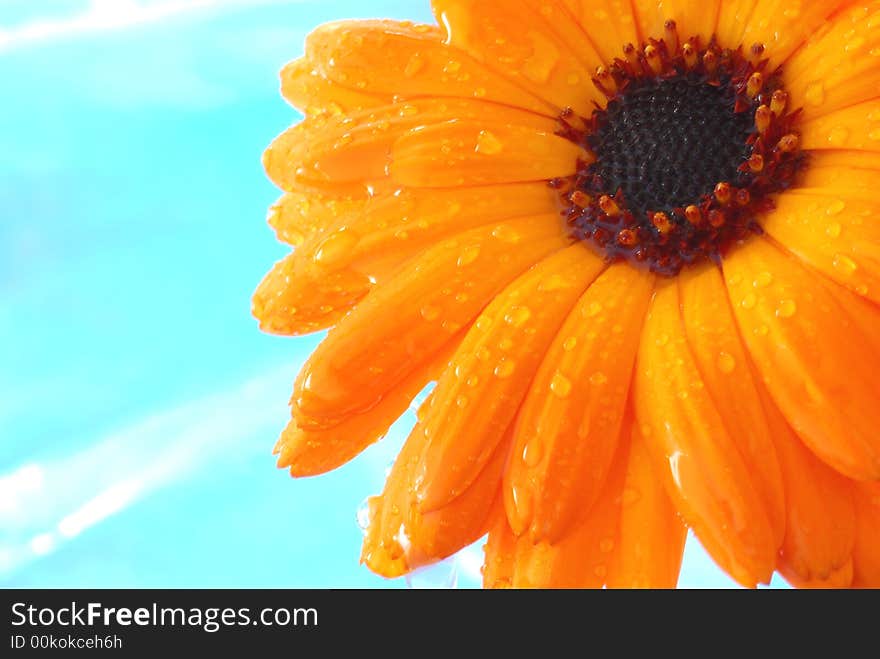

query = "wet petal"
279;57;388;116
390;119;588;187
606;418;687;589
786;3;880;120
416;244;605;512
510;429;630;588
679;265;786;549
739;0;843;65
723;238;880;481
264;98;558;188
630;0;718;47
504;263;654;542
482;510;518;588
305;19;555;116
277;345;451;477
758;385;857;588
760;190;880;305
432;0;606;116
568;0;642;63
635;282;777;588
292;215;570;428
801;99;880;153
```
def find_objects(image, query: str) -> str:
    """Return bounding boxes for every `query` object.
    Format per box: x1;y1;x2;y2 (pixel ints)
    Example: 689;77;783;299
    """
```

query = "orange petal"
257;182;560;335
635;281;777;588
738;0;843;65
277;343;452;477
757;383;856;588
415;244;605;513
483;509;518;588
852;481;880;588
713;0;760;52
267;190;365;248
510;427;630;588
279;57;388;116
390;119;588;187
305;20;555;116
505;263;654;542
361;421;506;577
797;152;880;201
264;98;558;189
723;238;880;481
292;214;570;428
432;0;606;116
760;190;880;305
801;98;880;152
786;3;880;120
606;417;687;589
630;0;719;47
252;251;371;336
567;0;642;63
679;265;786;550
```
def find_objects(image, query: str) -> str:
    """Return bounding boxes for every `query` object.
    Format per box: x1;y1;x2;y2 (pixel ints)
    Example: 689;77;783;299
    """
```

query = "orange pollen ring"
552;25;806;276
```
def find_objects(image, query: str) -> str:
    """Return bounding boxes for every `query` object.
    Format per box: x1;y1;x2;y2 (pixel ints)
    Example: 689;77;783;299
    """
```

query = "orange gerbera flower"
254;0;880;588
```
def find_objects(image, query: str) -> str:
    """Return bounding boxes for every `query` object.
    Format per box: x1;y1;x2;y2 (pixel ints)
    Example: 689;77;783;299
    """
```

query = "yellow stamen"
755;105;772;134
746;72;763;99
598;195;620;217
770;90;788;116
714;182;732;205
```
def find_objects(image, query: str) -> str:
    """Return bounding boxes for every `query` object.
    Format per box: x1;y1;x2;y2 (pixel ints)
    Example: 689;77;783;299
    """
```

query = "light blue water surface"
0;0;765;588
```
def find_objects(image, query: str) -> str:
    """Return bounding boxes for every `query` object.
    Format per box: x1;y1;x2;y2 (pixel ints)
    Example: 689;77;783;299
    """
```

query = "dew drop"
832;253;858;276
825;222;842;238
504;306;532;327
753;271;773;288
776;299;797;318
585;301;603;317
498;337;514;351
456;395;469;409
466;374;480;388
404;53;425;77
655;333;669;346
457;245;481;266
522;438;544;467
356;497;375;533
826;199;846;215
827;126;850;146
475;130;504;155
599;538;615;553
621;487;641;505
420;305;441;321
717;351;737;374
313;228;359;266
804;81;825;106
550;371;572;398
589;371;608;386
562;336;578;351
491;224;521;243
494;359;516;379
741;292;757;309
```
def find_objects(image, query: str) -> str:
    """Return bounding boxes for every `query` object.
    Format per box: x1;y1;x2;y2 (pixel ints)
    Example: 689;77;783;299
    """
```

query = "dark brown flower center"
554;24;806;276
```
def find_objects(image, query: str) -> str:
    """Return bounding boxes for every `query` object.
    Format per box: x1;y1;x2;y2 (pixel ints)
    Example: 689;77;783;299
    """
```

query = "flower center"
555;23;805;276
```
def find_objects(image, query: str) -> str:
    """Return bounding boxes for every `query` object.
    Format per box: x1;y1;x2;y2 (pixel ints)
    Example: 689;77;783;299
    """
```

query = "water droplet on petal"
475;130;504;155
832;253;858;276
457;245;481;266
562;336;578;351
826;199;846;215
550;371;572;398
494;359;516;378
826;222;842;238
776;299;797;318
589;371;608;386
420;305;441;321
753;271;773;288
599;538;615;553
504;306;532;327
717;351;736;374
741;293;757;309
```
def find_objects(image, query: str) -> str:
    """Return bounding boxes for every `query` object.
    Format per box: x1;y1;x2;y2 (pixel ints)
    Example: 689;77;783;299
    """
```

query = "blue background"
0;0;765;588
